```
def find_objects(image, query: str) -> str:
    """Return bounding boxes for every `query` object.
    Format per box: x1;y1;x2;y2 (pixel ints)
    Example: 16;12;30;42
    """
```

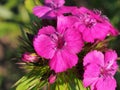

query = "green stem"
47;83;50;90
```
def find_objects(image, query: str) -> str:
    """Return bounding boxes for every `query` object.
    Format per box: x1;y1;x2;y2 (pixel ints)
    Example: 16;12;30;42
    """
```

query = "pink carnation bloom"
22;52;39;63
83;50;118;90
33;15;84;73
33;0;76;19
72;7;119;42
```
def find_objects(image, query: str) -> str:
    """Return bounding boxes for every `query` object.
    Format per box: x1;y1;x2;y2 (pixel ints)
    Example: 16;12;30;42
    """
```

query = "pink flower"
33;15;84;73
33;0;76;19
83;50;118;90
72;7;119;43
48;74;56;84
22;52;39;63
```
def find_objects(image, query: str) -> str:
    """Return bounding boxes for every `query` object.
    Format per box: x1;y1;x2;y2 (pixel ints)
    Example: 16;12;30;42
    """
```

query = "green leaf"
74;78;90;90
0;5;14;19
13;65;50;90
5;0;18;9
49;72;90;90
115;72;120;90
24;0;35;13
16;77;35;90
24;0;42;13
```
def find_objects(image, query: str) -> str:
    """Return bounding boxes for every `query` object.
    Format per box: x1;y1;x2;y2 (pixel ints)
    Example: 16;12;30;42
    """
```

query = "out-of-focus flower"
22;52;39;63
33;15;84;73
33;0;76;19
72;7;119;43
83;50;118;90
48;74;56;84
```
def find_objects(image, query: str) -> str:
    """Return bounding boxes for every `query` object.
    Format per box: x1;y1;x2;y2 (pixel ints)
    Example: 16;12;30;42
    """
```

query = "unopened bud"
48;74;56;84
22;52;39;63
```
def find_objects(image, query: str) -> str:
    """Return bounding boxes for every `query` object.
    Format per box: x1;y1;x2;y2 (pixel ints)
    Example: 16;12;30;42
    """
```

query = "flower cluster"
83;50;118;90
20;0;119;90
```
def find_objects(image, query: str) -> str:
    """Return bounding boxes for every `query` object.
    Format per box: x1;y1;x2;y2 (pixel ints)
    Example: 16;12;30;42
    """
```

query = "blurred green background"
0;0;120;90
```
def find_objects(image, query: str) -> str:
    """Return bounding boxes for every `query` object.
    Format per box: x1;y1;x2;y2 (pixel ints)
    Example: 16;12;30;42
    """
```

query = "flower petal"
38;26;56;35
64;28;84;54
83;64;100;87
57;15;78;33
83;50;104;66
105;50;118;64
109;26;119;36
82;28;94;42
45;0;65;7
58;6;77;14
91;23;109;40
49;49;78;73
105;21;119;36
33;34;56;59
95;77;117;90
104;50;118;75
82;23;109;43
33;6;52;18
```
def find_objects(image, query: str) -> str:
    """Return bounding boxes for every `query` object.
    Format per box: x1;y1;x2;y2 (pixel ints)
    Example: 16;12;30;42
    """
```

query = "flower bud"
48;74;56;84
22;52;39;63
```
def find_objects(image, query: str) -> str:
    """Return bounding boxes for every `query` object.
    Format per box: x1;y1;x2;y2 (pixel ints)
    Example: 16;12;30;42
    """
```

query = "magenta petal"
38;26;56;35
105;50;118;64
91;23;109;40
72;7;92;17
49;50;78;73
83;64;100;87
57;15;67;32
33;34;56;59
71;7;81;15
33;6;52;18
105;21;119;36
57;15;78;33
109;26;119;36
44;6;77;19
104;50;118;75
58;6;77;14
79;6;101;19
72;6;87;15
45;0;65;7
83;23;109;43
76;23;86;33
82;28;94;43
96;77;117;90
64;28;84;54
42;9;59;19
79;6;90;13
83;50;104;66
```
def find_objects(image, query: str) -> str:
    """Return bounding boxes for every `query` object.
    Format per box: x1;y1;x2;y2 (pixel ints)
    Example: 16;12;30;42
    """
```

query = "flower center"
99;67;114;78
57;36;65;49
50;33;65;49
85;18;96;28
83;14;97;28
78;13;97;28
100;67;108;77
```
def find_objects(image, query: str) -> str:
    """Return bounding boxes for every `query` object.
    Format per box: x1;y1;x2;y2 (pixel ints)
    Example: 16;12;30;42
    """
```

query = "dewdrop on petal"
22;52;39;63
